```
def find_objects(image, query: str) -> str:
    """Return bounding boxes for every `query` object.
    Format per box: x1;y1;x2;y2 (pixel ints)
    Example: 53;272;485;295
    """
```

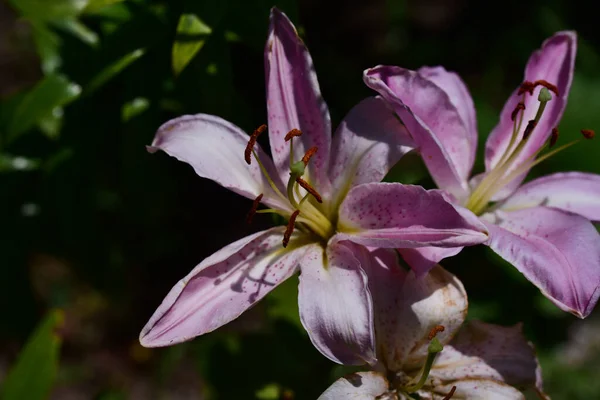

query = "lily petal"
364;254;467;372
318;372;391;400
499;172;600;221
418;66;478;173
298;241;376;365
336;183;488;249
484;32;576;198
363;66;471;201
449;321;539;389
149;114;290;211
265;8;331;191
428;379;524;400
140;227;310;347
328;96;415;209
483;207;600;318
398;247;463;277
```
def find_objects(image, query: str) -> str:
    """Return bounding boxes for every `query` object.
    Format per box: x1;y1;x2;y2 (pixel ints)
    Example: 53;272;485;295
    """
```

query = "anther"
581;129;595;139
517;81;535;96
283;210;300;247
301;146;318;166
284;128;303;142
511;101;526;121
442;386;457;400
296;177;323;203
534;80;559;96
428;325;445;340
523;120;537;140
244;124;267;164
246;193;263;224
550;128;559;148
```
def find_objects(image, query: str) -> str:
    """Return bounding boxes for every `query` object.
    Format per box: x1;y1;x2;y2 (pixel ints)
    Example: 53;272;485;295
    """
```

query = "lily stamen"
244;124;267;164
246;193;263;224
296;177;323;203
550;128;559;148
442;386;457;400
581;129;595;139
510;101;525;121
283;210;300;247
301;146;318;165
428;325;445;340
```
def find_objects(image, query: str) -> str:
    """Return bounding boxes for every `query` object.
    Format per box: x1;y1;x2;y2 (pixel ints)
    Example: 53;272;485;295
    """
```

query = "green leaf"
83;0;126;14
4;74;81;143
172;14;212;77
1;309;65;400
52;18;99;46
121;97;150;122
0;154;41;172
8;0;88;21
86;48;145;94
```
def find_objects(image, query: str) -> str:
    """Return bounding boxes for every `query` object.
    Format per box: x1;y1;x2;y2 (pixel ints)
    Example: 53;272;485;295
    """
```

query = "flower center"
244;126;335;247
465;81;594;216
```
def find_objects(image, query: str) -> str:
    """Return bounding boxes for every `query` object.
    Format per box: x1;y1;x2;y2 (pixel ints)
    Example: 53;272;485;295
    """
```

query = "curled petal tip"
146;145;159;154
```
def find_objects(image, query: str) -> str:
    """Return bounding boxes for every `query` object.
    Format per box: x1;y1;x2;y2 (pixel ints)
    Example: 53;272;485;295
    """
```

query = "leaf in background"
172;14;212;77
383;151;429;185
7;0;88;22
121;97;150;122
4;74;81;143
30;22;63;74
83;0;126;14
85;48;145;94
0;154;41;172
52;18;99;46
0;309;65;400
266;275;302;330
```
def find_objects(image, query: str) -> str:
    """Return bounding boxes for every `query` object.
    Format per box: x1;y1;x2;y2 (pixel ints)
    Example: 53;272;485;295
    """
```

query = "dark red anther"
549;128;559;148
301;146;318;166
284;128;303;142
283;210;300;247
442;386;457;400
581;129;595;139
428;325;445;340
518;81;535;96
246;194;263;224
296;177;323;203
534;80;559;96
511;101;526;121
523;120;537;140
244;124;267;164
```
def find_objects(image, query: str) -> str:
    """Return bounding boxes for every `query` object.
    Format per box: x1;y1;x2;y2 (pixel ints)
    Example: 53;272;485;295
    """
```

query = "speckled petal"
336;183;488;249
499;172;600;221
139;227;311;347
363;254;467;372
148;114;290;212
328;96;415;208
429;380;524;399
484;32;576;199
265;8;331;192
318;372;393;400
483;207;600;318
363;66;471;201
298;242;376;365
397;247;463;277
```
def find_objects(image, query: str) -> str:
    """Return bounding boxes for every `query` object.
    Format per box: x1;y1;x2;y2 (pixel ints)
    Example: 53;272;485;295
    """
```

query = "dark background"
1;0;600;398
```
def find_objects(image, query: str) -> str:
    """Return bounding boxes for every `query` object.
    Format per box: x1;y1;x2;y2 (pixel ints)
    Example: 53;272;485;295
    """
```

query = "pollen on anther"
284;128;303;142
246;193;263;224
581;129;595;139
428;325;445;340
244;124;267;164
517;81;535;96
442;386;457;400
283;210;300;247
549;128;559;148
296;177;323;203
523;120;537;140
511;101;526;121
301;146;318;166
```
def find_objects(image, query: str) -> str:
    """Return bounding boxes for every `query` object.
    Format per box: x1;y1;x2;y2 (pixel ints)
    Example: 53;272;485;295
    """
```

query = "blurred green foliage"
1;0;600;398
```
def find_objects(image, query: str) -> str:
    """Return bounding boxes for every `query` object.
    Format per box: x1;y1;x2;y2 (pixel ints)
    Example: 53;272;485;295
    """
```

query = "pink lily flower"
139;8;488;364
319;256;544;399
364;31;600;318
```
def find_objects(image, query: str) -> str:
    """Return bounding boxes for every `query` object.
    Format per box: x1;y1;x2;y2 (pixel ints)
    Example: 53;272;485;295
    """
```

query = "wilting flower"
319;257;544;399
364;31;600;318
139;8;487;364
